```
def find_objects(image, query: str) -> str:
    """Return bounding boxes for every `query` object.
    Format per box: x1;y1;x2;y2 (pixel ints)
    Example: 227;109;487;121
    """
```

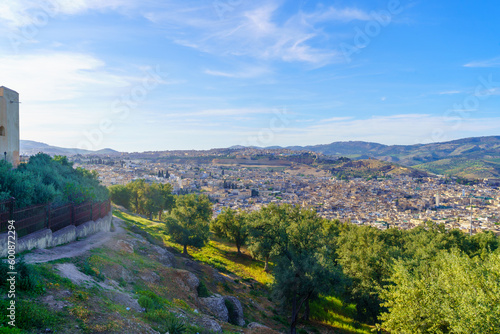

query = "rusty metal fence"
0;198;111;238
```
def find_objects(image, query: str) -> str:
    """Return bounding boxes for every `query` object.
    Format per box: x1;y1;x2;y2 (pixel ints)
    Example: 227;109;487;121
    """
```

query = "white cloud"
143;1;370;66
306;7;372;23
0;52;131;101
438;90;462;95
166;108;274;118
204;65;271;78
258;114;500;147
464;57;500;68
0;0;134;28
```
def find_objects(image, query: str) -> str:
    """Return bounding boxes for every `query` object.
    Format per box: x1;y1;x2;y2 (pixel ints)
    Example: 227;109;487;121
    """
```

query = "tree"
212;208;248;255
335;224;401;323
126;179;147;214
164;194;212;255
247;204;286;272
109;185;131;209
144;182;174;220
268;205;341;334
380;250;500;333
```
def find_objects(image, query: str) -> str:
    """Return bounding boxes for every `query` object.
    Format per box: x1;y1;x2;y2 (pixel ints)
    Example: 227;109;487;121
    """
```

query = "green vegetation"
414;157;500;179
164;193;212;255
380;250;500;333
0;153;108;208
109;179;174;219
211;207;249;255
114;209;274;285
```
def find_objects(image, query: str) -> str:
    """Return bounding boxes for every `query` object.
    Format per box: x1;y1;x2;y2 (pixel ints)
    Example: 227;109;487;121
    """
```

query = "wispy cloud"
167;108;274;118
463;56;500;68
204;65;271;78
0;52;132;101
0;0;134;28
305;7;372;23
438;90;462;95
263;114;500;147
143;1;370;66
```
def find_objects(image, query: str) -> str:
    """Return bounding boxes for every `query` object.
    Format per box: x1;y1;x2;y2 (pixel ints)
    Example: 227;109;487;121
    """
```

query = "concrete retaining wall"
0;212;112;258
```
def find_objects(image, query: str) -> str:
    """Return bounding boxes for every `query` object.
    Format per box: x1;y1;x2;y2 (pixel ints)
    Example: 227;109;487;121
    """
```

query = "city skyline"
0;1;499;151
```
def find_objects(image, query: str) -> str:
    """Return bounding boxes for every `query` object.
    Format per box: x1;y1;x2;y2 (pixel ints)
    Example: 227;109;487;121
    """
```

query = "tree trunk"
183;244;188;255
290;294;298;334
264;256;270;272
236;244;241;256
302;299;310;321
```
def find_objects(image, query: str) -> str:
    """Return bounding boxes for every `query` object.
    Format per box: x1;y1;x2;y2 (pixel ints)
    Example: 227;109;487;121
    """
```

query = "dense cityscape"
75;150;500;236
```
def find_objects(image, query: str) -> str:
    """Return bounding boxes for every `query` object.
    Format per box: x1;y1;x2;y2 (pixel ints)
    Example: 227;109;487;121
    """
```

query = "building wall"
0;86;20;167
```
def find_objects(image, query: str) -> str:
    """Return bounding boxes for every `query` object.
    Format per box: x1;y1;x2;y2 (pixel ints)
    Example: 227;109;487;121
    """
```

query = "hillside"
284;136;500;178
1;211;371;334
329;159;429;179
20;140;120;156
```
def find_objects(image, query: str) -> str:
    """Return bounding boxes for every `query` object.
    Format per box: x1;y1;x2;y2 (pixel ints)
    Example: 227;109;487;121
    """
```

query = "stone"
223;296;245;327
199;296;228;322
247;322;271;329
196;316;222;333
151;245;175;267
173;269;200;293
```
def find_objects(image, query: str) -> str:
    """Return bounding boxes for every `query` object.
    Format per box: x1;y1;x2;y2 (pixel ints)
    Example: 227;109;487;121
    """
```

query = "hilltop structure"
0;86;20;167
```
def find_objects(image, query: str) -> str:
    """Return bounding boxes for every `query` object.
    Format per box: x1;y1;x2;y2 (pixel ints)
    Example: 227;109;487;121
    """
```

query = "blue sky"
0;0;499;152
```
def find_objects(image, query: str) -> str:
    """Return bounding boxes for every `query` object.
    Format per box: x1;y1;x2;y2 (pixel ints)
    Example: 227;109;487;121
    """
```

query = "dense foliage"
120;186;500;333
109;179;174;219
164;193;212;255
211;207;248;255
0;153;108;208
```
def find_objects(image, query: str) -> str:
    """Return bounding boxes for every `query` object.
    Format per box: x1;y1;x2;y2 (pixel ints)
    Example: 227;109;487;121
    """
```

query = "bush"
0;153;108;209
0;260;42;294
197;281;211;298
0;299;61;330
142;310;186;334
138;296;155;312
0;327;22;334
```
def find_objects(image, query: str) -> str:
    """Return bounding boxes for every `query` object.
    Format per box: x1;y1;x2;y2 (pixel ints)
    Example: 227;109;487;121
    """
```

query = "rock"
151;245;175;267
140;271;160;284
199;296;228;322
116;240;134;253
211;269;227;283
247;322;270;329
183;258;203;274
223;296;245;327
196;316;222;333
173;269;200;292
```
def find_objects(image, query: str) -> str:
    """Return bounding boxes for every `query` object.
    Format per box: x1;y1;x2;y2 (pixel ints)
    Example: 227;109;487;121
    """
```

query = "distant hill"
20;140;120;156
282;136;500;179
329;158;429;179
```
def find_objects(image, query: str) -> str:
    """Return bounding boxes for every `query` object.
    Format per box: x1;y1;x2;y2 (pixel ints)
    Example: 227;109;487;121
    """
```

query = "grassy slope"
414;158;500;178
1;210;371;334
115;210;372;334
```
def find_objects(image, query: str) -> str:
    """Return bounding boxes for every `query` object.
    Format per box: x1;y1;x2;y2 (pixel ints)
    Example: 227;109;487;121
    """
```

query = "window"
0;126;5;136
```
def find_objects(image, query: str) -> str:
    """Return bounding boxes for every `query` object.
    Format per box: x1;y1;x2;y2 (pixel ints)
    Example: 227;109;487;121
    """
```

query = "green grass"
114;210;274;285
310;296;372;334
113;209;373;334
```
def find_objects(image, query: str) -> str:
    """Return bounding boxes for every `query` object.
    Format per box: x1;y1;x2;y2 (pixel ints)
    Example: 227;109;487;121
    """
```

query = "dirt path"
24;216;126;264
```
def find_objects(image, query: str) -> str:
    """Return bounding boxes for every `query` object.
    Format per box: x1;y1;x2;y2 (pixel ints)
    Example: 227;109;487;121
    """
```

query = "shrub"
0;327;22;334
138;296;155;312
197;281;211;298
